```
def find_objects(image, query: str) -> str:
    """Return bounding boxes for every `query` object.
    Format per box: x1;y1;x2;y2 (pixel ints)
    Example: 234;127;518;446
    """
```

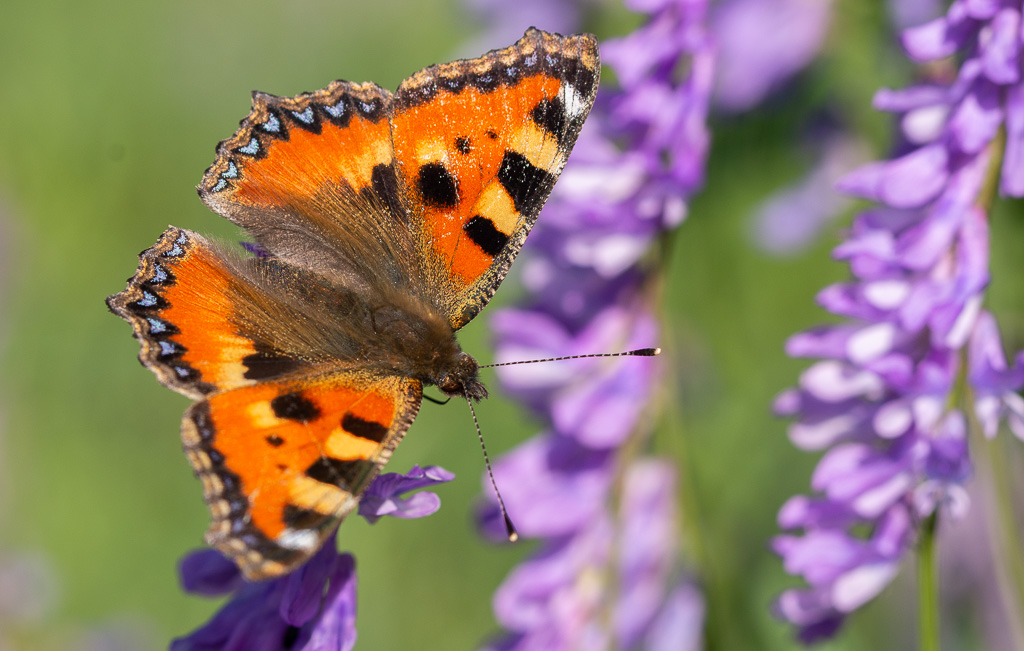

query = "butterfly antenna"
480;347;661;369
464;392;519;543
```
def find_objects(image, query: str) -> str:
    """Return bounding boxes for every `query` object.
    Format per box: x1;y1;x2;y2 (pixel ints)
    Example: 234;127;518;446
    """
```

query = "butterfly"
107;28;599;581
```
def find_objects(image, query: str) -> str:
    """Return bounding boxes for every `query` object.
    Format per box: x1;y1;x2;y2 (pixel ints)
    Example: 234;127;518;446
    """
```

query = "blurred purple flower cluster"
475;1;712;648
172;466;453;650
731;0;948;257
774;1;1024;642
712;0;833;113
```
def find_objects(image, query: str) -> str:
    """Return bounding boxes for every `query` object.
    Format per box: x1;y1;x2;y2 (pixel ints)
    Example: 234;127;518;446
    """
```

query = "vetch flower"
172;539;356;651
775;0;1024;641
461;0;593;54
968;311;1024;440
357;465;455;523
751;135;866;255
712;0;833;112
475;0;714;648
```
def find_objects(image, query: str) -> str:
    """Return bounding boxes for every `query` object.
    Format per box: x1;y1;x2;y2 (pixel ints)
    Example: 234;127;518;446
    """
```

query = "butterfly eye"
455;352;478;375
436;374;461;395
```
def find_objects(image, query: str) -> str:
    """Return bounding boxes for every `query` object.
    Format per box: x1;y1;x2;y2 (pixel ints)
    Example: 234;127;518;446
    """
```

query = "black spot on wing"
496;150;557;216
370;163;406;221
305;457;376;489
271;392;321;423
417;162;460;209
531;97;567;142
282;505;326;530
266;434;284;447
455;137;471;154
463;215;509;257
243;344;306;381
559;57;598;100
341;413;389;443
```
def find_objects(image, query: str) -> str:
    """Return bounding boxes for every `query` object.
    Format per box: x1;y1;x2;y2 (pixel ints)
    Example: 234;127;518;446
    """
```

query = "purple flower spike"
357;465;455;523
494;306;660;448
469;0;713;647
775;0;1024;641
711;0;833;112
752;135;866;255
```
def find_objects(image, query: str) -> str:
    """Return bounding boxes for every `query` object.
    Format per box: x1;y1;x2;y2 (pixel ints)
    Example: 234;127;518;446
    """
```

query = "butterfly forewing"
391;28;599;328
196;81;418;293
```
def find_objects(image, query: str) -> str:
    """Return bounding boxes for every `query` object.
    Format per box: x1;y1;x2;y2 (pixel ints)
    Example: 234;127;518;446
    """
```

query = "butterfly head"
434;351;488;402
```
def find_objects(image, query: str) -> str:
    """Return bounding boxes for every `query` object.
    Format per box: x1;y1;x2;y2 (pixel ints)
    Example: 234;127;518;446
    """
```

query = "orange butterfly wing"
195;29;599;328
107;228;271;397
392;28;599;328
185;373;420;580
196;81;418;295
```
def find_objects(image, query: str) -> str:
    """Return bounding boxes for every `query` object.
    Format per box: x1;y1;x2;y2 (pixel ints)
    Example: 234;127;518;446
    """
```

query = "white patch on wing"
276;528;319;550
560;82;586;118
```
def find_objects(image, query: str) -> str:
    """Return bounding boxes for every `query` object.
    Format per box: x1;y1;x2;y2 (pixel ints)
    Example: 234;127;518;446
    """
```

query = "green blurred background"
2;0;1023;649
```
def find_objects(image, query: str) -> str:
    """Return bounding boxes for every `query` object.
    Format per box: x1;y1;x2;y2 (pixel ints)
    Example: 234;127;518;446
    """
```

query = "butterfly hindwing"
183;372;422;580
391;28;600;328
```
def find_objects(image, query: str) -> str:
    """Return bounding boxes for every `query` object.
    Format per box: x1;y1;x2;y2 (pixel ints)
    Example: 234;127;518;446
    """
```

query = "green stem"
918;512;940;651
976;124;1006;215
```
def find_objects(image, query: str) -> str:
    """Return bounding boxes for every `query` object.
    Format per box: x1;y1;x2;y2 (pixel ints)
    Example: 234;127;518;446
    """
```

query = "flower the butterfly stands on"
106;28;600;647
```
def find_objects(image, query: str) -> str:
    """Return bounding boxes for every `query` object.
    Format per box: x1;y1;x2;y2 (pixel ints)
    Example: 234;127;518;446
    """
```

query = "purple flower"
172;540;356;651
474;0;713;648
775;0;1024;640
483;462;698;650
969;312;1024;439
357;465;455;523
751;135;867;255
460;0;592;54
492;307;660;448
712;0;833;112
173;466;451;650
239;241;271;258
889;0;943;31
